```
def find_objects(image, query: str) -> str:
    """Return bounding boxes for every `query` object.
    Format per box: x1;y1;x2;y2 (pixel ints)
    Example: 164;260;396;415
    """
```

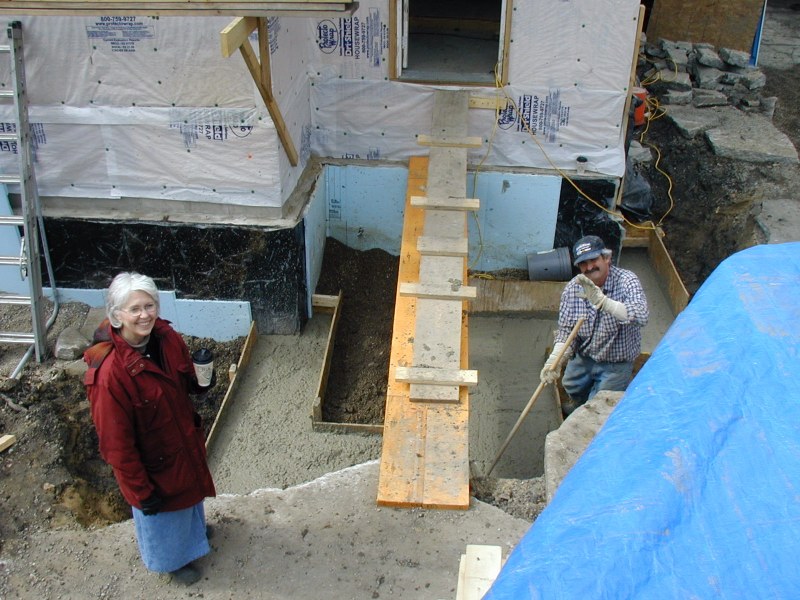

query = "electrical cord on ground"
469;60;679;268
498;85;657;231
636;93;676;225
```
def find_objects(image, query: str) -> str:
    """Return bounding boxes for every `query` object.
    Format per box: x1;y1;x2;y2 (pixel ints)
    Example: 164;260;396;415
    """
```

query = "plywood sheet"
646;0;762;52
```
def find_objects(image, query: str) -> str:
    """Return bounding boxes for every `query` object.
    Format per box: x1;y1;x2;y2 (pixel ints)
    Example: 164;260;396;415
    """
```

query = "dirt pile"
315;238;398;425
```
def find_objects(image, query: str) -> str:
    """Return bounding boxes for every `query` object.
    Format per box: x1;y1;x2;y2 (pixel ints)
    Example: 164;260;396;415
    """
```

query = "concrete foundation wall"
319;163;566;269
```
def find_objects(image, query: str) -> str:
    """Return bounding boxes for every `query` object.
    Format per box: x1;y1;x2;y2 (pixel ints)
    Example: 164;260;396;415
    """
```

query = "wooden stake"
0;434;16;452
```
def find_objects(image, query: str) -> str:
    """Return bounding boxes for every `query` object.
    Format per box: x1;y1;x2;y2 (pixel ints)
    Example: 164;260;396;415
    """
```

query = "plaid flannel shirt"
555;265;649;363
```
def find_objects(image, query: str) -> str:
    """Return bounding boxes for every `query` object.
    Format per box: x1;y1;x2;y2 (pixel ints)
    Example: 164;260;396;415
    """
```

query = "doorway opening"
395;0;508;85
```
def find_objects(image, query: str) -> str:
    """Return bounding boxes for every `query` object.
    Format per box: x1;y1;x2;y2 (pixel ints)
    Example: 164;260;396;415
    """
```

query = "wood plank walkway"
377;90;478;509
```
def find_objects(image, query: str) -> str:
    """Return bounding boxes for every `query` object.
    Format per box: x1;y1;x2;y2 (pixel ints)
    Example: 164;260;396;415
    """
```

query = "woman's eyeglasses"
122;303;157;317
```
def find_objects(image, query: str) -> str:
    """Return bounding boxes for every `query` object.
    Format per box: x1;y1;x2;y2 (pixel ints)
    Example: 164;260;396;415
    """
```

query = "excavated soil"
315;238;398;425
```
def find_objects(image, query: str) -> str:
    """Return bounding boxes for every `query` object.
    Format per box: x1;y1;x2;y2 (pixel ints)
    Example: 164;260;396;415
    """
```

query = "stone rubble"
635;36;798;165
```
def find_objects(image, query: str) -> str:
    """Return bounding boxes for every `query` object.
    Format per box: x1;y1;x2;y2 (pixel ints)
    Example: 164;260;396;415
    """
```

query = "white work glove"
576;274;628;322
540;342;571;385
576;274;605;307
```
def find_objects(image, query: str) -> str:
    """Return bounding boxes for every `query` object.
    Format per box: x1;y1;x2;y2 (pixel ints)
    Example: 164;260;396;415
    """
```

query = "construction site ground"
1;4;799;597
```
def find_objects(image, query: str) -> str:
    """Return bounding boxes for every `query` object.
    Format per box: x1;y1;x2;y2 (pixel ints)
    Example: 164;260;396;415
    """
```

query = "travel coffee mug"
192;348;214;387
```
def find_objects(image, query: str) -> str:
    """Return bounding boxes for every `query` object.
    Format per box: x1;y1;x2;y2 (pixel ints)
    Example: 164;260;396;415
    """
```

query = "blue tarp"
485;243;800;599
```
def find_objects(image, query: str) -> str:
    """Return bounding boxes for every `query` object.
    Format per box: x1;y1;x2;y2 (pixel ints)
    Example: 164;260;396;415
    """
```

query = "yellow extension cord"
466;60;677;274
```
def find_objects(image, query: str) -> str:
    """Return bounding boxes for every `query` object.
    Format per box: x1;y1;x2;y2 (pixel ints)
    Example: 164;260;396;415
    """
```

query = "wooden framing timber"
623;224;690;315
398;282;476;301
410;195;480;211
0;433;16;452
617;4;646;191
469;95;508;111
0;0;357;16
468;277;563;314
221;17;299;166
395;366;478;387
417;134;483;149
310;292;383;433
471;227;689;317
205;320;258;451
417;235;468;257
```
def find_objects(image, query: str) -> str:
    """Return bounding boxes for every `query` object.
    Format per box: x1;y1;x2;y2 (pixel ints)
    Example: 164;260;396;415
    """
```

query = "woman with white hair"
84;272;216;586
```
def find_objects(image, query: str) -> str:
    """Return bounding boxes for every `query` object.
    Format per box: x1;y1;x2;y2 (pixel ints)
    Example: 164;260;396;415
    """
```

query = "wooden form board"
469;277;564;315
417;134;483;149
410;195;480;211
205;320;258;451
623;223;690;315
310;292;384;434
399;282;476;301
377;155;471;509
395;366;478;386
646;0;763;53
469;226;689;317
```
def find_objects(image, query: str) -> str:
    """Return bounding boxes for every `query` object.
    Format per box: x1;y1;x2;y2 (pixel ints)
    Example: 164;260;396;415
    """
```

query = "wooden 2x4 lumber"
220;16;257;57
0;1;355;16
468;277;563;315
417;134;483;149
417;236;468;257
395;366;478;387
0;434;16;452
205;321;257;450
236;30;299;166
648;228;690;314
410;195;479;211
469;95;508;111
399;282;476;301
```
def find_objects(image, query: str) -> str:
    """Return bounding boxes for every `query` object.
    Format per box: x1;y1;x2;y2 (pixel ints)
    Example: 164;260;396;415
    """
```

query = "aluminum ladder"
0;21;58;372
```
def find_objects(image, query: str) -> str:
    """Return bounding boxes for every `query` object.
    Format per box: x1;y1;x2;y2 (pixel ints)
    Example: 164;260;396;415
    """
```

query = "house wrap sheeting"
484;242;800;599
0;1;639;213
0;15;306;209
309;0;641;177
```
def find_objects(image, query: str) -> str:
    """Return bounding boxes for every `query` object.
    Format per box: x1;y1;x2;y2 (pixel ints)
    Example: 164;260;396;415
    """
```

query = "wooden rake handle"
485;317;585;478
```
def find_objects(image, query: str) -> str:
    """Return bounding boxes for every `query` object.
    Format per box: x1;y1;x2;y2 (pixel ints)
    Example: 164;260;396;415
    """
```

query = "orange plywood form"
377;156;471;509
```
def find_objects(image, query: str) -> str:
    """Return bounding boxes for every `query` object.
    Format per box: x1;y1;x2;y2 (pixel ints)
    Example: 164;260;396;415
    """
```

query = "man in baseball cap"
572;235;606;266
540;234;649;418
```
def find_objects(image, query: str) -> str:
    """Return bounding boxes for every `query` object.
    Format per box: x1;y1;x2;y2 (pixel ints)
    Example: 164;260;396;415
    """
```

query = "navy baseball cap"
572;235;606;266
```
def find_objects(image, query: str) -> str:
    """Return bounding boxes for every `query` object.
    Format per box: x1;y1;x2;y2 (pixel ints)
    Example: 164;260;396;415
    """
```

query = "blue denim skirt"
132;501;210;573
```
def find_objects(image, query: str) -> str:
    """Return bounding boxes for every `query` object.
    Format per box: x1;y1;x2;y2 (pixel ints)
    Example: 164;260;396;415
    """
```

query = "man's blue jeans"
561;353;633;406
